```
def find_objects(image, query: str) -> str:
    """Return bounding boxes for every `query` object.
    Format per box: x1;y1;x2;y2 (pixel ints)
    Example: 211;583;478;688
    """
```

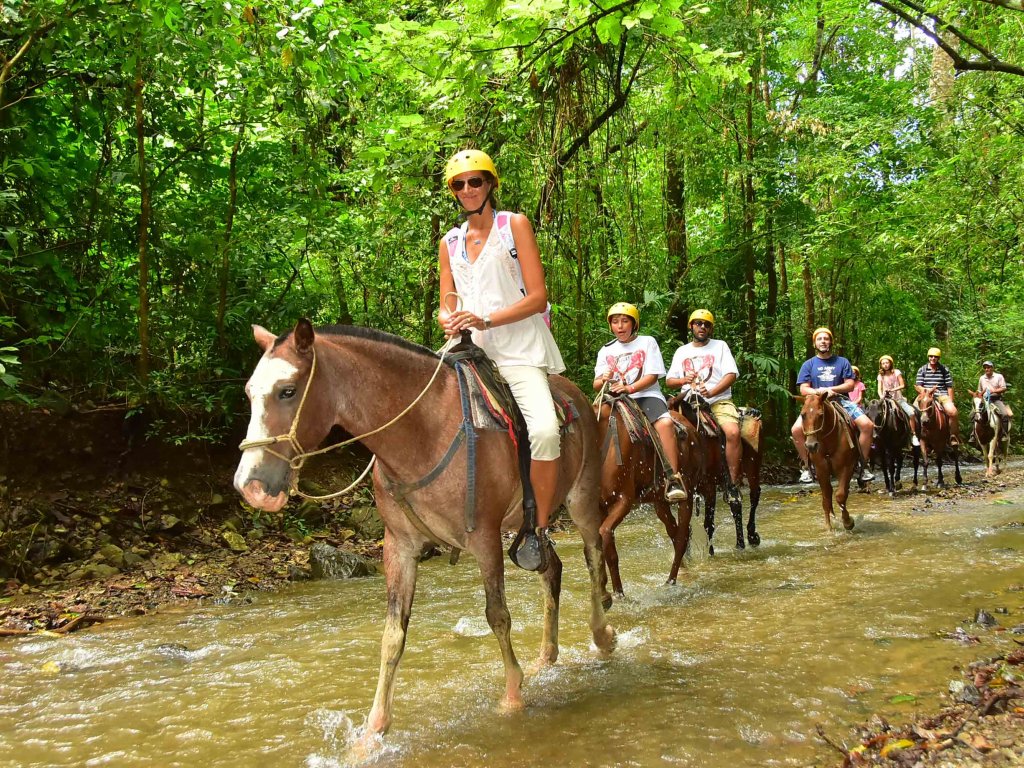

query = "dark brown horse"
865;398;912;497
970;390;1007;478
667;396;764;555
799;392;860;531
914;387;962;488
234;321;615;737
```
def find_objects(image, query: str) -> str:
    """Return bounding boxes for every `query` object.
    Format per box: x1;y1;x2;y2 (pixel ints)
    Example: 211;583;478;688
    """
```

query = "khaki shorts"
710;398;741;425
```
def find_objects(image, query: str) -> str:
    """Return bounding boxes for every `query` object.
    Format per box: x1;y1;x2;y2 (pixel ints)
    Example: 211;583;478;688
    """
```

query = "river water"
2;476;1022;768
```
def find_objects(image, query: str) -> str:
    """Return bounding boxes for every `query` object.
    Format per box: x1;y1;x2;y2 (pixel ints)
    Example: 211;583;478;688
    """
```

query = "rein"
802;397;838;440
238;336;458;500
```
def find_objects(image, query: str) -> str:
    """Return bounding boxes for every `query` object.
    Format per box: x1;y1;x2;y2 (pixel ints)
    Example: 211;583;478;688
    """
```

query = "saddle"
668;392;721;438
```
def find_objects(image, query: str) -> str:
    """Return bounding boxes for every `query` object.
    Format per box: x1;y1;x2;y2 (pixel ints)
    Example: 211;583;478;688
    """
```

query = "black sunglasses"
450;176;486;192
691;320;712;328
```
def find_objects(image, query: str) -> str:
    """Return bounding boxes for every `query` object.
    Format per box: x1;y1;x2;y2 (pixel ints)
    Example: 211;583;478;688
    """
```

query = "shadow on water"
1;466;1023;768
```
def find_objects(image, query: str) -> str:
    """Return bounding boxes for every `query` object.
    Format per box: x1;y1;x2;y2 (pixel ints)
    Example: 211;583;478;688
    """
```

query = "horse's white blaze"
234;355;299;490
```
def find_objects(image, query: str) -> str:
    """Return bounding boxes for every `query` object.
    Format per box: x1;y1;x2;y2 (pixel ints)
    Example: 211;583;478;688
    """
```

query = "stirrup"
509;527;550;573
665;473;687;502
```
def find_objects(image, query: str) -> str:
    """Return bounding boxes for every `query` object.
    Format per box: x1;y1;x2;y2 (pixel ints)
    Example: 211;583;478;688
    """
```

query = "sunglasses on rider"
450;176;486;192
691;320;712;328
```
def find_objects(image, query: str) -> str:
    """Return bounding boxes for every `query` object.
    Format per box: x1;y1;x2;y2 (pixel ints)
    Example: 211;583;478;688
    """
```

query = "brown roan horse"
914;386;962;488
799;392;860;531
970;390;1008;478
234;320;615;737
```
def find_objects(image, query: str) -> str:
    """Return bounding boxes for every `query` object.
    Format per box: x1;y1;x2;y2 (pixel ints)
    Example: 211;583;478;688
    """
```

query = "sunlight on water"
1;468;1022;768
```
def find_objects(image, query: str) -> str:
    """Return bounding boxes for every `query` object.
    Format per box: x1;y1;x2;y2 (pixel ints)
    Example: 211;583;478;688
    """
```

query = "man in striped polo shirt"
914;347;960;445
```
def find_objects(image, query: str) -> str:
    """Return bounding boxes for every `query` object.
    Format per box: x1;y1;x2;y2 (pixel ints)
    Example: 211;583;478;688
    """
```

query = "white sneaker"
911;435;920;447
799;469;813;484
859;468;875;482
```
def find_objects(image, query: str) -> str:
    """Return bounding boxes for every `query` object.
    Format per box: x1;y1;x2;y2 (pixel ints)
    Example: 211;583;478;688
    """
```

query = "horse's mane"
273;324;451;365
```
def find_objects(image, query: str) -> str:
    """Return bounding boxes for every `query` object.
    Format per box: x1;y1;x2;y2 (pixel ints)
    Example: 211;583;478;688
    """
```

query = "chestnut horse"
970;391;1007;478
234;321;614;737
913;387;962;488
799;392;861;531
594;399;704;593
865;398;912;497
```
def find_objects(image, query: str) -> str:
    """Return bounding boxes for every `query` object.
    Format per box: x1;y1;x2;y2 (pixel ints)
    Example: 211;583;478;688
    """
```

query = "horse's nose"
806;438;819;454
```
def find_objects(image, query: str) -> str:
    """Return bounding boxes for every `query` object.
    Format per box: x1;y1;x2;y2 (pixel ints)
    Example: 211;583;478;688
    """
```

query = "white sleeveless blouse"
448;221;564;373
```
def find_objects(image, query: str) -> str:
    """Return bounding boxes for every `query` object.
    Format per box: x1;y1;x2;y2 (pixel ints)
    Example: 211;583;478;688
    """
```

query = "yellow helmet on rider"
607;302;640;331
852;366;861;377
927;347;942;358
879;354;894;368
444;150;499;197
688;309;715;327
812;327;833;342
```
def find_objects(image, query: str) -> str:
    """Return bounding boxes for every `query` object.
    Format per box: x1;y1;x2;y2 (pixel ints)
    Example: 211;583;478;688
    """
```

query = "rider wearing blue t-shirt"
791;327;875;484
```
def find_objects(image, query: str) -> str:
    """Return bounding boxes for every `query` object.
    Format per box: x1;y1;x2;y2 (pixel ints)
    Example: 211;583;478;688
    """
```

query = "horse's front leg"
727;489;745;550
835;460;855;531
366;531;419;736
599;495;632;597
935;450;946;488
953;446;963;485
816;461;835;531
536;542;563;668
665;496;692;585
703;482;717;556
987;439;996;478
746;473;761;547
475;536;525;711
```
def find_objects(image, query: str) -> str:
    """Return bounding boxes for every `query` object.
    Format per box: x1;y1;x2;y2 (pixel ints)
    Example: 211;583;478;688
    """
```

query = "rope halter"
238;334;459;500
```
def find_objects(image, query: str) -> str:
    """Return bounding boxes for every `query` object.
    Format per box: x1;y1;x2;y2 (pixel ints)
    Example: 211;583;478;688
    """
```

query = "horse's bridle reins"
238;333;459;500
802;395;839;440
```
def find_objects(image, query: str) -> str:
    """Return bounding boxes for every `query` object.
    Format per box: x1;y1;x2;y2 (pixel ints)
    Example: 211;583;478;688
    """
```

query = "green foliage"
1;0;1022;453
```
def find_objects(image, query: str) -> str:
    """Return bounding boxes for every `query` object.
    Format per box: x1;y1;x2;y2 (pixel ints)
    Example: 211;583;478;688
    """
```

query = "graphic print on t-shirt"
682;353;716;383
814;363;840;385
606;350;647;385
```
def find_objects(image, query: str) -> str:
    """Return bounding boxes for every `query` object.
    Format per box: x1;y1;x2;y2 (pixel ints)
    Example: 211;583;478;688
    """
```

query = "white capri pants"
498;365;561;461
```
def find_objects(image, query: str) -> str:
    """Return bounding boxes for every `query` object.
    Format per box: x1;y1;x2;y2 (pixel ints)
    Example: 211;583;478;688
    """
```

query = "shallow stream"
2;474;1022;767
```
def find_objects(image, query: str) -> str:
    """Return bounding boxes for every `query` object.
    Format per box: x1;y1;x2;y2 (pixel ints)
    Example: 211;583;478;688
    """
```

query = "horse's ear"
253;325;276;352
294;318;315;355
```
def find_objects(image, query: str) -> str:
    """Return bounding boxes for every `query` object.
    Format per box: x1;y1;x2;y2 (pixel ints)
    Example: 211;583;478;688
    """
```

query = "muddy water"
2;477;1022;768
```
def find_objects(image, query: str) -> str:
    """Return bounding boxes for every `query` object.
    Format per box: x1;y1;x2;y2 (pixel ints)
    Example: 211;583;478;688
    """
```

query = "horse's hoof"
708;544;715;556
499;695;525;714
843;518;855;531
665;578;677;586
347;729;385;764
601;593;614;611
735;539;746;550
593;625;616;654
748;532;761;547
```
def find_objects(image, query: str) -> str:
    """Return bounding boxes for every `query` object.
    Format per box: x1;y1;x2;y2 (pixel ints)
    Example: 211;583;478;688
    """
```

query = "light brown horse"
799;392;860;531
914;387;962;488
234;320;615;737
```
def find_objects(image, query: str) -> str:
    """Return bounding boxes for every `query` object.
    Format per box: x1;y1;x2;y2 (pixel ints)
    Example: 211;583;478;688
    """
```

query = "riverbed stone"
309;542;375;579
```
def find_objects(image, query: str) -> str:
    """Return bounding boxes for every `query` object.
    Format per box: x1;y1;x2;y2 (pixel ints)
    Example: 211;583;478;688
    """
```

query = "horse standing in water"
799;392;861;531
914;386;963;488
970;390;1008;478
865;398;912;497
234;321;615;737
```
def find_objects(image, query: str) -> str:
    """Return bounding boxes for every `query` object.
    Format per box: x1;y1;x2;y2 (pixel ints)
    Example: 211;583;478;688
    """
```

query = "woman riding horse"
438;149;563;571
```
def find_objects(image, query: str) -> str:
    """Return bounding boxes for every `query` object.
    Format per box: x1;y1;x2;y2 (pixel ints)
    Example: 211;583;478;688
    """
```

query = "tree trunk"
802;251;815;357
217;111;246;352
134;43;150;386
665;146;690;338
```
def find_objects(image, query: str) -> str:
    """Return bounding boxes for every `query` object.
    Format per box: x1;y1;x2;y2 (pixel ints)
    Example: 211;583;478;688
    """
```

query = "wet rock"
94;543;125;568
309;542;375;580
222;531;248;552
952;681;983;705
123;552;146;568
68;563;121;582
160;514;186;533
1010;624;1024;635
975;609;999;627
287;564;311;581
156;643;192;660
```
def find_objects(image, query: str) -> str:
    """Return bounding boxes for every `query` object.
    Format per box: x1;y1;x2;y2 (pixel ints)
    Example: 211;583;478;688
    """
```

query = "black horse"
866;398;913;497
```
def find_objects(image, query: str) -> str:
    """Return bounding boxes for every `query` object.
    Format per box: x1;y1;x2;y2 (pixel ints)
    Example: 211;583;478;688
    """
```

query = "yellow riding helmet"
444;149;499;197
927;347;942;357
852;365;860;376
812;326;833;342
688;309;715;326
879;355;894;368
607;302;640;329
